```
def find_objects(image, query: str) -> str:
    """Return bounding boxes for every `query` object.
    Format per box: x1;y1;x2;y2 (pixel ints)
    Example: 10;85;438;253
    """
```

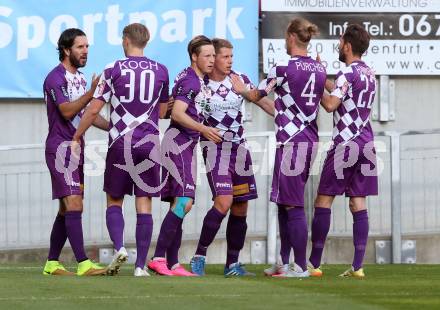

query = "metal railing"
1;130;440;264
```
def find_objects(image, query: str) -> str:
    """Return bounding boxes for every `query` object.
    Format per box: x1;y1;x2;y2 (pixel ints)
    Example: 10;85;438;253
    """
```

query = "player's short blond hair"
123;23;150;48
212;38;233;54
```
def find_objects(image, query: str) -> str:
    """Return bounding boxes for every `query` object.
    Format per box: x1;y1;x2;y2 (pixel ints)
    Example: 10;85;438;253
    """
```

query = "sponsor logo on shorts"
185;184;195;190
71;181;81;187
249;183;256;190
216;182;232;189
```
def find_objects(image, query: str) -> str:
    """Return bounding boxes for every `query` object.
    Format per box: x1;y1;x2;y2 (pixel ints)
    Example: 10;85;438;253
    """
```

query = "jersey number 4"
301;73;317;106
120;69;156;104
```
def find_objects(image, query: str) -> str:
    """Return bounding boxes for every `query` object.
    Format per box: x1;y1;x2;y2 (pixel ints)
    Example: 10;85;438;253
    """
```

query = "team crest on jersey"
97;80;105;96
201;84;212;99
73;77;80;90
341;81;349;95
218;85;228;97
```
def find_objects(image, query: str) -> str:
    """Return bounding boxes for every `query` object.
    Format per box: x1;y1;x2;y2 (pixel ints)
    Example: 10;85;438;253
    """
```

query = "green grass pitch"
0;264;439;309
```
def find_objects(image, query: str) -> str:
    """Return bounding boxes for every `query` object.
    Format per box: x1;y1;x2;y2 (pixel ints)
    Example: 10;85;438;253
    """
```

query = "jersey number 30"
120;69;156;104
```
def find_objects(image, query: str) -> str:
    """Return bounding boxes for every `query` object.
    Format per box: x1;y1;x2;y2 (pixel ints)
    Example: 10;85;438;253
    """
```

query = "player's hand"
167;96;175;113
70;139;81;160
200;126;222;143
90;73;101;92
230;74;246;95
316;54;321;63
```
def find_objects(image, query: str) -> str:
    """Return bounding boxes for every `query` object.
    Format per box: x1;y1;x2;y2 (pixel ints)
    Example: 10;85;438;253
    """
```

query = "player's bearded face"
338;39;347;63
196;45;216;74
68;36;89;68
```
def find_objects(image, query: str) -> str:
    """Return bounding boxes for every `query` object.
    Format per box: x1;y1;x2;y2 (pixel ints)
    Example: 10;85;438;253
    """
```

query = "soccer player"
43;28;108;276
147;35;220;276
190;38;274;277
308;24;377;278
232;18;326;277
72;23;170;277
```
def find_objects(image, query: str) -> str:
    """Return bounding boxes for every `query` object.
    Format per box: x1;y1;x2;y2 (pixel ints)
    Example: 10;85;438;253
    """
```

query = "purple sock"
135;213;153;269
153;210;183;258
309;207;331;268
277;206;290;265
286;207;308;271
226;214;247;267
47;214;67;261
195;207;226;256
106;205;125;251
64;211;87;262
352;210;369;271
167;224;183;268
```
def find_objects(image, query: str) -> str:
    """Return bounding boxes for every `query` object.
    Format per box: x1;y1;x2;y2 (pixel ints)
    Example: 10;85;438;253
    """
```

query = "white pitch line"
0;292;435;302
0;294;242;301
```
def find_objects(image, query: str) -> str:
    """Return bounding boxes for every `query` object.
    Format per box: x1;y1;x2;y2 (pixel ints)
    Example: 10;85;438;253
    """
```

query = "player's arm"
72;98;105;142
231;74;275;116
316;53;334;92
58;74;100;120
316;54;335;92
233;73;274;116
325;79;335;92
320;92;342;112
92;114;109;131
230;74;262;102
171;99;222;143
321;71;349;112
159;68;171;119
159;97;174;119
254;97;275;117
